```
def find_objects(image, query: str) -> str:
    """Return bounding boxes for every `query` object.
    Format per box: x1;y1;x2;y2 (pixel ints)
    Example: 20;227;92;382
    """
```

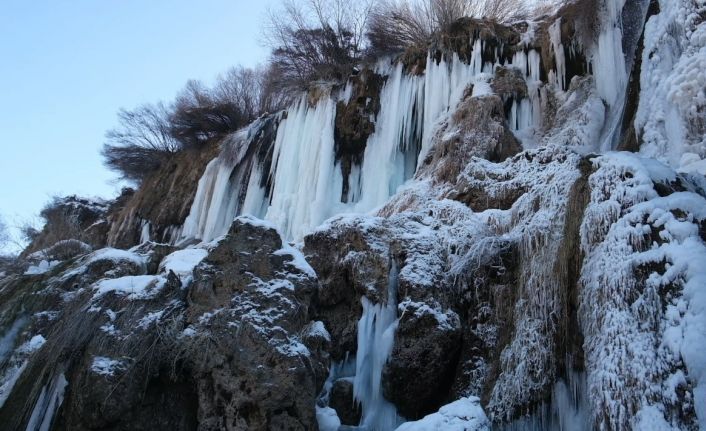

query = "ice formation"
180;40;549;244
316;261;403;431
353;261;402;430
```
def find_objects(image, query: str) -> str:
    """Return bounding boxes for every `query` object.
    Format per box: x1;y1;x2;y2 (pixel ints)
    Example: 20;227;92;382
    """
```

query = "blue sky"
0;0;272;250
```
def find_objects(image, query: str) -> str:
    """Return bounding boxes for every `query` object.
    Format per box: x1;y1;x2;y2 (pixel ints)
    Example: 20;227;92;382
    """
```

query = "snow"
579;152;706;429
274;242;316;278
90;357;125;376
88;248;145;266
19;335;46;353
137;311;164;329
636;0;706;167
159;248;208;283
316;406;341;431
398;299;459;331
24;260;59;275
93;275;166;300
0;333;45;410
304;321;331;342
395;397;490;431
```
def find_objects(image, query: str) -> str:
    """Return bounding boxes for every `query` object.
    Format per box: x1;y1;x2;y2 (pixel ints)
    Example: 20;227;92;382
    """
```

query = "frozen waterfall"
180;2;636;244
181;46;511;243
316;260;402;431
353;261;401;430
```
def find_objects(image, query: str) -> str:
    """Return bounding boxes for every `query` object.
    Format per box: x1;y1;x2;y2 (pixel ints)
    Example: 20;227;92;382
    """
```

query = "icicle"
139;221;150;243
25;372;68;431
508;48;543;145
355;63;424;211
182;38;541;243
593;0;629;151
240;161;269;220
265;95;341;240
549;19;566;91
353;261;401;430
418;46;485;164
592;0;627;107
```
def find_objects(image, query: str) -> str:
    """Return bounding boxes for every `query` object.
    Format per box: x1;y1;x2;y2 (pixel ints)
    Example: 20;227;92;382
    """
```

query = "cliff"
1;0;705;430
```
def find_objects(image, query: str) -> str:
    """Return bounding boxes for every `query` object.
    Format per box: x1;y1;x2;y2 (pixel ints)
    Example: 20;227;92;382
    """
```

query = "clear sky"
0;0;272;250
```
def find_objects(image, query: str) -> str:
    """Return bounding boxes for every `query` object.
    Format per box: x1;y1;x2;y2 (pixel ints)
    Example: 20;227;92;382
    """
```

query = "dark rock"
21;195;110;258
186;217;327;430
383;301;462;419
304;225;390;360
330;378;361;425
419;93;522;185
334;69;386;201
492;66;529;100
130;241;178;275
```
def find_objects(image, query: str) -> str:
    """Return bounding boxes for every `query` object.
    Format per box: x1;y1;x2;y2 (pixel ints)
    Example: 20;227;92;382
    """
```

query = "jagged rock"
106;143;220;249
419;93;522;185
304;224;390;360
0;217;328;431
329;378;361;425
186;217;326;430
335;69;386;201
491;66;529;100
21;196;110;258
383;301;462;419
129;241;178;275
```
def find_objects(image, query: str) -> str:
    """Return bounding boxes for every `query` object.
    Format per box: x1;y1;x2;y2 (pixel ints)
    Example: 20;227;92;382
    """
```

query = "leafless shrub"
367;0;433;55
102;66;270;181
102;103;178;182
169;79;251;149
367;0;530;55
18;218;41;245
263;0;376;94
473;0;530;22
0;216;10;251
39;197;88;243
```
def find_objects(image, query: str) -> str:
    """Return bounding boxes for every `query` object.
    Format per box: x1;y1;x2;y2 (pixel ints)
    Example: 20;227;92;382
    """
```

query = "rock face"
0;218;328;431
21;195;111;258
106;143;220;248
187;218;327;430
329;378;360;425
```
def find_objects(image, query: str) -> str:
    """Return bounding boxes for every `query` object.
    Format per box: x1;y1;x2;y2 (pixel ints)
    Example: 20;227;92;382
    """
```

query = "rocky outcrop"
334;69;386;200
21;195;111;258
186;218;327;430
106;143;220;249
0;217;328;431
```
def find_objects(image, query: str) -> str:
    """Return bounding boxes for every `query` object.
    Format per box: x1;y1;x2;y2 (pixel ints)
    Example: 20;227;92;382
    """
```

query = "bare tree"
367;0;529;55
106;102;178;153
263;0;376;93
169;79;251;149
0;216;10;251
102;102;178;182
